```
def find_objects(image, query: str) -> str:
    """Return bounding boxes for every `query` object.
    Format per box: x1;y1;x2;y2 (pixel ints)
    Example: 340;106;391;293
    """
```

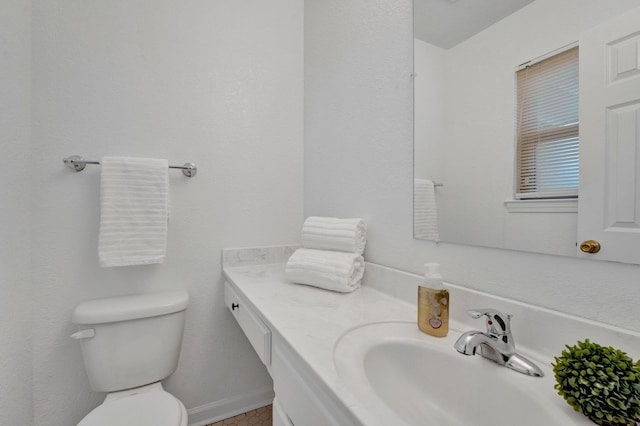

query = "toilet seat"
78;389;187;426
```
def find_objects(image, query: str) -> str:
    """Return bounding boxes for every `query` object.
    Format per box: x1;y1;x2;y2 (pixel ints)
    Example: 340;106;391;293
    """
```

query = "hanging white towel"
301;216;367;254
414;178;440;242
98;157;169;267
285;248;365;293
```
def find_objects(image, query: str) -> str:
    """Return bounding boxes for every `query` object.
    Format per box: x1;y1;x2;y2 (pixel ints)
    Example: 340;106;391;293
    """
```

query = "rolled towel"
301;216;367;255
285;248;365;293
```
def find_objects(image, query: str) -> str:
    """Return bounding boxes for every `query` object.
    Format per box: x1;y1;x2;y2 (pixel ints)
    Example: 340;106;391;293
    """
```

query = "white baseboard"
187;386;275;426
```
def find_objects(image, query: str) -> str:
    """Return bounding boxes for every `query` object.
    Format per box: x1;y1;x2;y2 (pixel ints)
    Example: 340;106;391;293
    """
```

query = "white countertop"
223;261;421;425
222;246;640;426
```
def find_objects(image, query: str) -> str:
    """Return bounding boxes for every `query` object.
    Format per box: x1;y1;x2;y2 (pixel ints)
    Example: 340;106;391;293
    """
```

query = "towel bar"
63;155;197;177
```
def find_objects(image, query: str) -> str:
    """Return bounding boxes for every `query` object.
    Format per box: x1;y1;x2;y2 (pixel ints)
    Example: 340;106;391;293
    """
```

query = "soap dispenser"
418;262;449;337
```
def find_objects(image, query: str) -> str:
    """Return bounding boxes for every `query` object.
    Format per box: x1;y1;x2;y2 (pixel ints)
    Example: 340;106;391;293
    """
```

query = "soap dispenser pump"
418;262;449;337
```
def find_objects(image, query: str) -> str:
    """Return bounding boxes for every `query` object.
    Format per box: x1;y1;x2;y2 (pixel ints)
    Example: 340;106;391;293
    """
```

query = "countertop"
223;261;420;425
221;246;639;426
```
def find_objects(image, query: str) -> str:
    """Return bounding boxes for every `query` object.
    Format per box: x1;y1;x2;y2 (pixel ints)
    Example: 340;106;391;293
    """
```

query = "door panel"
578;6;640;263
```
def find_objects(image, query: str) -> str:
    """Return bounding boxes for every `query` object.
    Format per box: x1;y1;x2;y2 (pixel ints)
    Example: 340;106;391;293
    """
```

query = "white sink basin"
333;321;591;426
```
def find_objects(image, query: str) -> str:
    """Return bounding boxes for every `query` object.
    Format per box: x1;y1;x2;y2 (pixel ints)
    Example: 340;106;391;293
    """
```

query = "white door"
578;6;640;263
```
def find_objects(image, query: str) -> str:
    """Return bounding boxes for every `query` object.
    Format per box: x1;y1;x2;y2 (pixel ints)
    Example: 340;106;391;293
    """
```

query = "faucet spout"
453;309;544;377
454;330;515;363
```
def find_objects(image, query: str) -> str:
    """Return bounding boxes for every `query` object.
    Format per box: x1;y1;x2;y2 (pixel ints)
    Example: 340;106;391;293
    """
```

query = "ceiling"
414;0;535;49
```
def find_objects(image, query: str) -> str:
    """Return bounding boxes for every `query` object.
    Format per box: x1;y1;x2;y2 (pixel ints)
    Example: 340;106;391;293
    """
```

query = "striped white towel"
301;216;367;254
285;248;365;293
98;157;169;267
414;178;440;242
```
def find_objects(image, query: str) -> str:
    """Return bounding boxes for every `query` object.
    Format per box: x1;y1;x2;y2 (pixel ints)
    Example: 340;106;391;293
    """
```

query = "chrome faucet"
454;309;544;377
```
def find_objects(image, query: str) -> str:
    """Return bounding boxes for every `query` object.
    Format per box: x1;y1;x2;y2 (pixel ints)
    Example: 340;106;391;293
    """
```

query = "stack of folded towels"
285;216;367;293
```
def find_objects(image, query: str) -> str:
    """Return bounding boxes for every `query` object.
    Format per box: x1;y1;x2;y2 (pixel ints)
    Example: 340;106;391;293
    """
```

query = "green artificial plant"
552;339;640;425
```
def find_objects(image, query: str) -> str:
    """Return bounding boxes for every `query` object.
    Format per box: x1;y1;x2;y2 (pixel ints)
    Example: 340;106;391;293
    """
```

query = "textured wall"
0;0;33;424
30;1;303;424
413;38;446;183
304;0;640;331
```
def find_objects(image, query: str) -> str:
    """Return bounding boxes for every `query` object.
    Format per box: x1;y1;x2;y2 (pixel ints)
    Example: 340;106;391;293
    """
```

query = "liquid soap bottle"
418;262;449;337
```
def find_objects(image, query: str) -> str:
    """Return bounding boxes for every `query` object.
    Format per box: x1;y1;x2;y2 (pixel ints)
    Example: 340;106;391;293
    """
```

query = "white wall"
413;39;446;182
30;1;303;424
0;0;33;424
305;0;640;332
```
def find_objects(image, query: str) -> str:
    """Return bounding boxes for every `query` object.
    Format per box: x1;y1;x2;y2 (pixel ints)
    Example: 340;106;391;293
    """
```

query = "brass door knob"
580;240;601;253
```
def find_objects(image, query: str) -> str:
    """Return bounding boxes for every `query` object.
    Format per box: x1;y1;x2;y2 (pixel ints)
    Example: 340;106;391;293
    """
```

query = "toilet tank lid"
72;291;189;325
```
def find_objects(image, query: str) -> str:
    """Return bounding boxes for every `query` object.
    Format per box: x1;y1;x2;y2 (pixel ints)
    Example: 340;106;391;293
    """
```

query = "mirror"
413;0;640;258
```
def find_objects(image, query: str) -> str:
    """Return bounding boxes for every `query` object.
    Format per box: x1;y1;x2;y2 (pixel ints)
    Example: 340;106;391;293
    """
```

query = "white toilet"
71;291;190;426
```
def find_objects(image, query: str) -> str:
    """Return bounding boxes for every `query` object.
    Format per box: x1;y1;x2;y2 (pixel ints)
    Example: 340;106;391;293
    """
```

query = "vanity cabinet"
272;397;293;426
222;252;639;426
224;281;358;426
270;335;356;426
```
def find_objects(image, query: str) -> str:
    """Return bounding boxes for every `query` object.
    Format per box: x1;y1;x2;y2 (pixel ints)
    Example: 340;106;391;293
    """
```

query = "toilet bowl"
72;291;189;426
77;383;187;426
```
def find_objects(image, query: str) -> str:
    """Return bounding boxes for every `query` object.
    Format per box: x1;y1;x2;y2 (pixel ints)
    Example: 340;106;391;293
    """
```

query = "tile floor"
206;405;272;426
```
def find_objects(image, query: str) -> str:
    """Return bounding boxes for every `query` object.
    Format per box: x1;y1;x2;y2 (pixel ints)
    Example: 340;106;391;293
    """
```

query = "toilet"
71;291;190;426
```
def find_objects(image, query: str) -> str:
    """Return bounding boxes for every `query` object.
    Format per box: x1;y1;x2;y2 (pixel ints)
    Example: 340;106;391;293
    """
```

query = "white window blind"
516;46;579;199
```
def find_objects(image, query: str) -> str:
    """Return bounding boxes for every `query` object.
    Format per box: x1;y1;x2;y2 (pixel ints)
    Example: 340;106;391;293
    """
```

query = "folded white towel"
414;178;440;242
98;157;169;267
285;248;365;293
301;216;367;255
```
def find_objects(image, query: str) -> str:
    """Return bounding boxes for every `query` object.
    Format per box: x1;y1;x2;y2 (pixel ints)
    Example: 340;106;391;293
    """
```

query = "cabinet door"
578;6;640;263
271;342;358;426
272;397;294;426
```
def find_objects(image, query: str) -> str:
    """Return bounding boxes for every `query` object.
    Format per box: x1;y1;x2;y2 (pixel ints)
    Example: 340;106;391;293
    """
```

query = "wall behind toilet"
304;0;640;332
29;1;303;424
0;0;33;424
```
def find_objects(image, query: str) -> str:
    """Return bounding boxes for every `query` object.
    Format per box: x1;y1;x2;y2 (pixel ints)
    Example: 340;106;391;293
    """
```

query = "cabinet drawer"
224;282;271;365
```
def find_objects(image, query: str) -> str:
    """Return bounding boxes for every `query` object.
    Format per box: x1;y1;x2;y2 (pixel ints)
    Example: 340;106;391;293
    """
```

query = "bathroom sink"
333;321;590;426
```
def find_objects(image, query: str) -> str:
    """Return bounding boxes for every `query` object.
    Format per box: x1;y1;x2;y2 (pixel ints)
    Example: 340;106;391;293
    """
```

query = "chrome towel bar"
63;155;197;178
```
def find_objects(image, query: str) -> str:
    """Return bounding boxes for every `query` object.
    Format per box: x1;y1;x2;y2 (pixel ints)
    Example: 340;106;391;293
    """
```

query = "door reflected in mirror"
413;0;640;260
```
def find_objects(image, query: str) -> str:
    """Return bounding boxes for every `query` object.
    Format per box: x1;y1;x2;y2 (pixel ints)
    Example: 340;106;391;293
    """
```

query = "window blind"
516;46;579;199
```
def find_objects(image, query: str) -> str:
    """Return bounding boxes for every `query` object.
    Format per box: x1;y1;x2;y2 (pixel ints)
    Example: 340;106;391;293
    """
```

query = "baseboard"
187;386;275;426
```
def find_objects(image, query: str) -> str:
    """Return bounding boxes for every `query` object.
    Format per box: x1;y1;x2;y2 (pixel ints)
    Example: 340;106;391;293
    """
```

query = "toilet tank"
72;291;189;392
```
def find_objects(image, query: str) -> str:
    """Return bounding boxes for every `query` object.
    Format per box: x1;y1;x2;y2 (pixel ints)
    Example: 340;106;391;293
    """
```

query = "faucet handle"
467;309;512;335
